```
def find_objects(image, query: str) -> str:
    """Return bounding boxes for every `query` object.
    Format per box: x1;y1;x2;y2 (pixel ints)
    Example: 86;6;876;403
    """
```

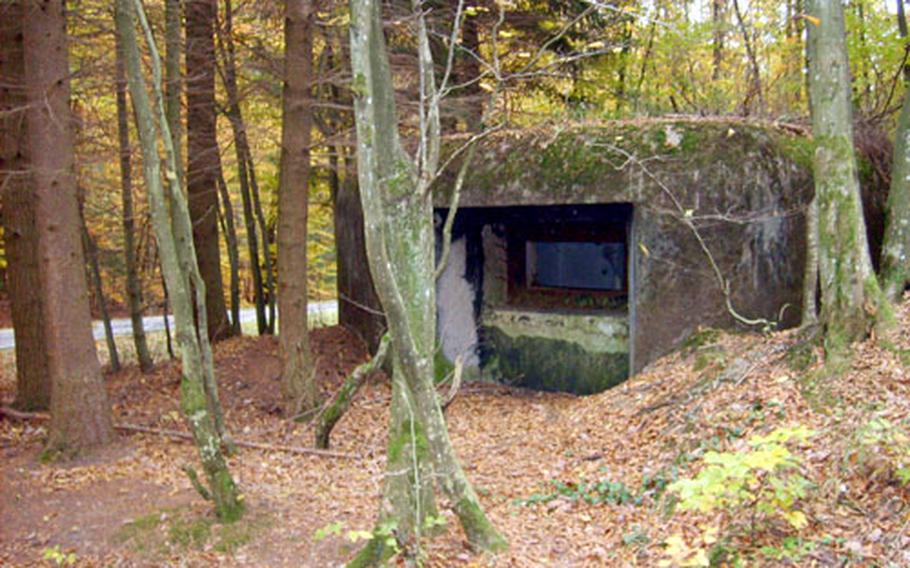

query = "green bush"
661;426;815;566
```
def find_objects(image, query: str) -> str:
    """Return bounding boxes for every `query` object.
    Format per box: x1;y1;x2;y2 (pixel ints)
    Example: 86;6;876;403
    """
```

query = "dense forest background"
2;0;905;319
4;1;910;566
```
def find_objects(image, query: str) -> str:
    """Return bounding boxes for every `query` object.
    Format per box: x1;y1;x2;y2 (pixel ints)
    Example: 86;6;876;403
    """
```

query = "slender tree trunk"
1;0;50;411
802;196;819;325
161;266;176;360
166;0;184;187
116;0;242;520
807;0;890;350
216;167;242;335
214;0;268;334
186;0;231;342
115;32;154;372
316;334;389;448
634;20;657;113
278;0;317;416
348;0;506;561
249;156;276;334
23;0;114;452
898;0;910;87
82;221;121;372
880;92;910;301
712;0;725;81
732;0;764;116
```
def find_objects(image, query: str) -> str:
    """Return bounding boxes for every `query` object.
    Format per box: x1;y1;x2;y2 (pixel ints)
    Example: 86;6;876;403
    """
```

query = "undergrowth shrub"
844;416;910;488
661;425;815;566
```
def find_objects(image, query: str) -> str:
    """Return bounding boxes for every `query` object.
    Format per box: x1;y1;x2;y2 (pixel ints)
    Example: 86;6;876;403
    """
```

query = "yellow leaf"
802;14;821;26
784;510;809;529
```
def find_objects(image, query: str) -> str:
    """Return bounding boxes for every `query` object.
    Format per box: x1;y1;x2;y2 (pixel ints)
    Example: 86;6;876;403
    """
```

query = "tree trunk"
802;196;819;326
23;0;114;452
315;334;389;449
249;155;276;334
115;31;154;372
712;0;725;81
166;0;184;187
807;0;890;350
161;267;176;360
348;0;506;560
186;0;231;342
116;0;242;521
732;0;764;116
899;0;910;86
1;0;50;411
278;0;317;416
214;0;268;335
880;92;910;301
216;168;242;336
82;221;121;372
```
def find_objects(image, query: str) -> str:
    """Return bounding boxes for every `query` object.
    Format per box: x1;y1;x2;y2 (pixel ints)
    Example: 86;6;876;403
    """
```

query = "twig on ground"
0;406;360;459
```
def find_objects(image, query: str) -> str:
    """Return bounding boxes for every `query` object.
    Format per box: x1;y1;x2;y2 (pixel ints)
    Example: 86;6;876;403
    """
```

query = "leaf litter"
2;308;910;566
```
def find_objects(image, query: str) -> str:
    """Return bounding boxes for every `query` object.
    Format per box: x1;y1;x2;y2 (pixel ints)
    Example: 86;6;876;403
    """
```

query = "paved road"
0;300;338;351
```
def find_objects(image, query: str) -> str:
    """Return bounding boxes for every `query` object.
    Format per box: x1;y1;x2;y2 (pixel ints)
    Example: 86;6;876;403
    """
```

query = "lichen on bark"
807;0;890;350
348;0;506;562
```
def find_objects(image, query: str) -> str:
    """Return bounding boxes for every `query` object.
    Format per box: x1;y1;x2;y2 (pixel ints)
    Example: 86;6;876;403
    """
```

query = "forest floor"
2;304;910;567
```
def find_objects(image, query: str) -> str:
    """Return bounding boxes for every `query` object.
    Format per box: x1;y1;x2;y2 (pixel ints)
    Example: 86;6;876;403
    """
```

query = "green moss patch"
486;327;629;395
114;506;271;559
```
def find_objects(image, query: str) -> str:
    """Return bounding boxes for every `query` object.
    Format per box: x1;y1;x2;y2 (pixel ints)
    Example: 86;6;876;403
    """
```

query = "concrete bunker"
435;204;633;394
337;119;817;395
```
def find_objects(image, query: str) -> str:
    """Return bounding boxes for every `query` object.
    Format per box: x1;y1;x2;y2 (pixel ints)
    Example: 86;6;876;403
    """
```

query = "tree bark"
807;0;890;350
315;334;389;449
186;0;231;342
802;196;819;326
116;0;242;521
115;31;154;372
278;0;317;416
249;154;276;334
166;0;184;187
348;0;506;560
216;167;242;336
899;0;910;86
215;0;269;335
880;91;910;301
712;0;725;81
732;0;764;116
22;0;114;452
161;267;176;360
81;221;121;372
1;0;50;411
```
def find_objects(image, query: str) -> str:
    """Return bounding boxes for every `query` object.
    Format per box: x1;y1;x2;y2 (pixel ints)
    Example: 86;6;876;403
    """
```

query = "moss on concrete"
440;120;813;210
486;327;629;394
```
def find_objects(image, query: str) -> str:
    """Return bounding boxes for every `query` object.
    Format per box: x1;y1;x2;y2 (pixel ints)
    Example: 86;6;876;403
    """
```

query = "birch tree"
116;0;243;521
807;0;891;349
347;0;507;563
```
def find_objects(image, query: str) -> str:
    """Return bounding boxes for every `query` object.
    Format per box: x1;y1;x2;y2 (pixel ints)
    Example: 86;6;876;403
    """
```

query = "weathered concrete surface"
436;120;813;372
339;119;815;391
484;308;629;394
436;237;480;368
